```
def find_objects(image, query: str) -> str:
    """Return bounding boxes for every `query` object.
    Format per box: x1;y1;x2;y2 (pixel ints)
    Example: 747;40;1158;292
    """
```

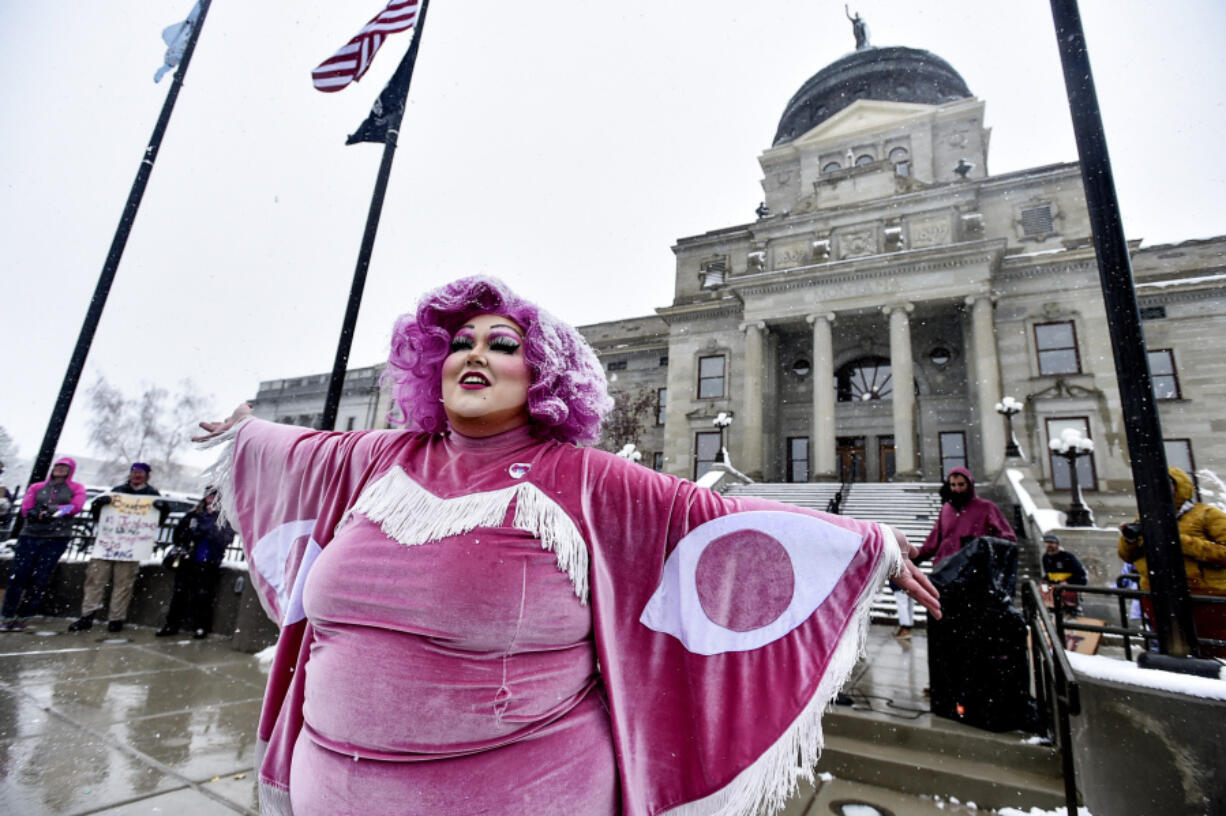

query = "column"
806;312;837;479
740;321;766;479
883;302;917;477
967;295;1004;475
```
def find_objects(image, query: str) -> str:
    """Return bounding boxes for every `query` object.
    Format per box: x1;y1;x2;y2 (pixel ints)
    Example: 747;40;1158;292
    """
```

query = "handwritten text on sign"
95;495;160;561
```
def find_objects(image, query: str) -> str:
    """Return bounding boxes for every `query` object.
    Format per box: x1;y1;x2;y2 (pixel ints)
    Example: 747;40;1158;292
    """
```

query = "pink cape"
205;419;902;816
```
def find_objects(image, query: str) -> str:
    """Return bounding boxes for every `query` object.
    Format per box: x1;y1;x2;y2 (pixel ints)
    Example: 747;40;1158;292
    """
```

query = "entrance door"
878;436;896;482
837;436;866;482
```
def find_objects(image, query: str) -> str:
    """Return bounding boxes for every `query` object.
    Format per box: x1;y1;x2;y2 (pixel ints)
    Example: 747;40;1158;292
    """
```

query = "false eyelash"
489;336;521;354
449;335;475;353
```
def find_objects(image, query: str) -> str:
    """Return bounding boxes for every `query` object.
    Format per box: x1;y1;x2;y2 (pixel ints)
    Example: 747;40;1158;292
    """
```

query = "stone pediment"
788;99;939;150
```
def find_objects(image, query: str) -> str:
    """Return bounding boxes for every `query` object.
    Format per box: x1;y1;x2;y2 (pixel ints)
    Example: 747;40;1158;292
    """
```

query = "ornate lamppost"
712;412;733;463
1049;428;1095;527
995;396;1024;458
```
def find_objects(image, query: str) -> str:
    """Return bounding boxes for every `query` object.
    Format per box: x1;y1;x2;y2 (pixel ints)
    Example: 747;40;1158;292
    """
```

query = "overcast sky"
2;0;1224;480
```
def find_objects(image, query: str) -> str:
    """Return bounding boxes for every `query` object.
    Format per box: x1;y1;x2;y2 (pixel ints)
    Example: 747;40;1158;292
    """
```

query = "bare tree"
85;375;213;488
0;425;27;489
600;385;657;454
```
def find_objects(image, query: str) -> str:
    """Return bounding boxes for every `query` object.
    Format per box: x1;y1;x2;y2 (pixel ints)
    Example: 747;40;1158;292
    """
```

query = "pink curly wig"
385;276;613;445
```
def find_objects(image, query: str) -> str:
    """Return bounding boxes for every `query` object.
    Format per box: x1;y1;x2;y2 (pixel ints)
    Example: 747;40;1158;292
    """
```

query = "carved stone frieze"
908;214;953;249
838;228;877;259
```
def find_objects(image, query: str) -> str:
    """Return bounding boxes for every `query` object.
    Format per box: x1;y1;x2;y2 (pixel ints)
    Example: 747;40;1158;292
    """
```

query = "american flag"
312;0;420;93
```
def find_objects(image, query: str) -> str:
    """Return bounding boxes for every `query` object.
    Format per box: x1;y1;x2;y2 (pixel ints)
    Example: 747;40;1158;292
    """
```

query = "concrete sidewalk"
0;619;1001;816
0;620;262;815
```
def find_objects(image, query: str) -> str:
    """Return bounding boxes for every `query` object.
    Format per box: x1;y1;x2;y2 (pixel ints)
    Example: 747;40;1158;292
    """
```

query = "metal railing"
1021;579;1081;815
1049;583;1226;661
3;517;248;566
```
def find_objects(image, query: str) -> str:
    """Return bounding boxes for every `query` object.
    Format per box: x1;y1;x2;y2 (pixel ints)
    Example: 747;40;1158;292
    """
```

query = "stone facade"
576;56;1226;526
248;48;1226;528
251;365;391;431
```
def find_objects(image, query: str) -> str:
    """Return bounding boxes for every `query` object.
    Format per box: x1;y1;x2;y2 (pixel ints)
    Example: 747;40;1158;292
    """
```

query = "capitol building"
253;35;1225;524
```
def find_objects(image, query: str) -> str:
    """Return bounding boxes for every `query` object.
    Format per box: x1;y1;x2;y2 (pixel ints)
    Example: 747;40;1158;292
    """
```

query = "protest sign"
94;494;161;561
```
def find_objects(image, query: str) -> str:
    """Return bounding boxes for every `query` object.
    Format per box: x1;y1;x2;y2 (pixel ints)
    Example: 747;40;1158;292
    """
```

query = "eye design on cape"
639;511;864;655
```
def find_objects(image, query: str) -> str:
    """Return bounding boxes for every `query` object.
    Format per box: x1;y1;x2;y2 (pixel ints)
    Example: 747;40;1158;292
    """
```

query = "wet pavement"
0;620;262;815
0;618;1004;815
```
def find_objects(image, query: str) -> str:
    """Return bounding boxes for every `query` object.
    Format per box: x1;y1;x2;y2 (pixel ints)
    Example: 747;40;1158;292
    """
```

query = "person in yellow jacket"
1119;466;1226;655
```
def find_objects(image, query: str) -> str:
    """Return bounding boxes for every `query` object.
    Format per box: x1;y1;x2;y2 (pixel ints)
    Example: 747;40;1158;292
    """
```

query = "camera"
1121;521;1142;539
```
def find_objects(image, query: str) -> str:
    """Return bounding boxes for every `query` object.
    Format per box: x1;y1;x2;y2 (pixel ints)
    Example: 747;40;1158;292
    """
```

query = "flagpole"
28;0;213;485
320;0;432;432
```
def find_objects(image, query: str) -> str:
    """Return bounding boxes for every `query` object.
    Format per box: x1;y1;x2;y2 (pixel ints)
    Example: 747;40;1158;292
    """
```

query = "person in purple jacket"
916;466;1016;568
3;457;86;631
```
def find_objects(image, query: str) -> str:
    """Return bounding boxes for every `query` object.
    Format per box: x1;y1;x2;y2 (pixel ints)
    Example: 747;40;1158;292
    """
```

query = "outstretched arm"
888;526;941;619
192;401;254;442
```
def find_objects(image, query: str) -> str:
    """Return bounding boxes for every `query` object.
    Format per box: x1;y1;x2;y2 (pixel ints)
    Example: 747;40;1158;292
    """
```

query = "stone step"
816;709;1065;811
823;708;1061;778
816;734;1066;812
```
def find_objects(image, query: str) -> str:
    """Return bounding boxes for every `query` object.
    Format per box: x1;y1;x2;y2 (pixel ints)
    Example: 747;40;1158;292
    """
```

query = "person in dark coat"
157;488;234;639
3;457;86;631
1041;532;1087;615
69;462;165;633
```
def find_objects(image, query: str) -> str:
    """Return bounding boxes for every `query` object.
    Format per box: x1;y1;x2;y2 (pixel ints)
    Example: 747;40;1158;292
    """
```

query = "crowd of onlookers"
0;459;233;636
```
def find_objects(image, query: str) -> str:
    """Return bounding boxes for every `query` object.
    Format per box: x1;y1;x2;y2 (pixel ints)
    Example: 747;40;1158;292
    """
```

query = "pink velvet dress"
289;430;617;814
212;418;901;816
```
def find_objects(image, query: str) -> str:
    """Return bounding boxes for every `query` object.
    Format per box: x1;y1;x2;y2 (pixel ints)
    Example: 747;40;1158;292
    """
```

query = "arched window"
822;161;842;174
888;146;910;162
855;154;874;167
836;355;893;402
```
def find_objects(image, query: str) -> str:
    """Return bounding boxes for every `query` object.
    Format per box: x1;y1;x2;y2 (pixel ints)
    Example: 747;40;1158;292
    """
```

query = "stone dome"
772;46;973;146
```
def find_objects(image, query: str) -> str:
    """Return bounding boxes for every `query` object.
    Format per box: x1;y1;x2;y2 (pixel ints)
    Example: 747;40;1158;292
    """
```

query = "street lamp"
994;396;1024;458
1049;428;1095;527
712;412;733;464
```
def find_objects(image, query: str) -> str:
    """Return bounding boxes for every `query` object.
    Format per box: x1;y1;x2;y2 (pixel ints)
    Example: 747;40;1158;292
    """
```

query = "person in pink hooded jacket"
916;466;1016;568
3;457;86;631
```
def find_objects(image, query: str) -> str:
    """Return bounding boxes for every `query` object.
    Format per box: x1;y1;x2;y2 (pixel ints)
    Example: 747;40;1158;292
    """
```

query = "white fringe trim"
344;466;590;604
259;780;293;816
196;416;252;536
662;522;904;816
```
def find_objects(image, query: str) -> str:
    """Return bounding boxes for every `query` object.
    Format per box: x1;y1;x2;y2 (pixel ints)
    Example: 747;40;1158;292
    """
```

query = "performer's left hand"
887;525;941;619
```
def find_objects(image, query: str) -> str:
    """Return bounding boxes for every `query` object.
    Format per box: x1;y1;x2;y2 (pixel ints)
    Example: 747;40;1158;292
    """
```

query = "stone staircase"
725;481;943;624
816;706;1065;811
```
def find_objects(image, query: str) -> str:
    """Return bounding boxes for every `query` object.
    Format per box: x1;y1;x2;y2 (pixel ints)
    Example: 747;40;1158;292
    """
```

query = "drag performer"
196;276;939;816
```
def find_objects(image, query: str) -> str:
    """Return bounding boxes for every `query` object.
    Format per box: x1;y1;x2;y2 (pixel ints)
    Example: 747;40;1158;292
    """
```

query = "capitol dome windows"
822;161;842;174
855;153;875;167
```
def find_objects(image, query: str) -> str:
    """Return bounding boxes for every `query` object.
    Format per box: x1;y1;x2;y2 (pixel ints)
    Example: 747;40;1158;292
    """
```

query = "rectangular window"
656;388;668;426
607;360;627;372
652;452;664;471
938;431;967;476
1034;321;1081;375
1164;439;1197;499
698;355;726;399
695;431;722;480
345;416;356;431
787;437;809;483
1140;305;1167;320
1046;417;1097;491
1148;349;1180;400
659;355;669;367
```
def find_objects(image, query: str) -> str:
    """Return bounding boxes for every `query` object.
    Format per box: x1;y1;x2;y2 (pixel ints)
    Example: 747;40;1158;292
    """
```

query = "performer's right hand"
193;402;254;442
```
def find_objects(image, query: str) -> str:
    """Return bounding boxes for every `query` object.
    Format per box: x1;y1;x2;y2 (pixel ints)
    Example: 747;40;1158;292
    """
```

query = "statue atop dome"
845;5;870;50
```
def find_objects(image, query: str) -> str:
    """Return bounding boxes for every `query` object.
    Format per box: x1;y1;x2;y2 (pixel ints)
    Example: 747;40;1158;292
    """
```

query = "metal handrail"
1050;583;1226;660
1022;579;1081;815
